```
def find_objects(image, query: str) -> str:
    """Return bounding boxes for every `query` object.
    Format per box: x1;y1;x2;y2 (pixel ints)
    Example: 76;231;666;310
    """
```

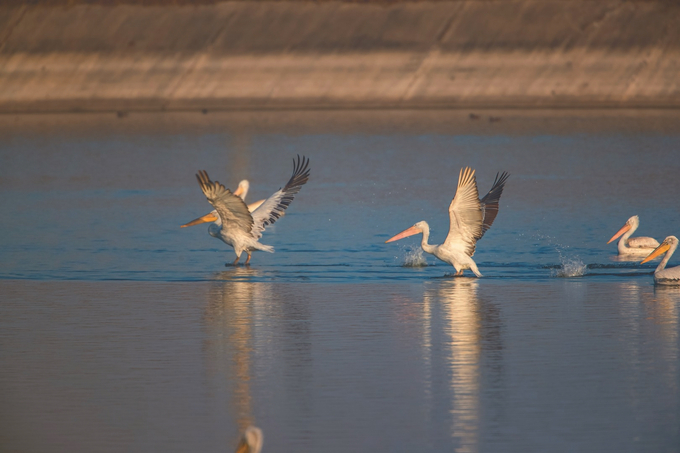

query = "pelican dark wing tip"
284;155;311;192
249;155;311;235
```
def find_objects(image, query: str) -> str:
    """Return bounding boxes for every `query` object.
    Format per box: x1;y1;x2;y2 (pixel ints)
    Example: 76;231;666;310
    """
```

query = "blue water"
1;112;678;283
0;110;678;452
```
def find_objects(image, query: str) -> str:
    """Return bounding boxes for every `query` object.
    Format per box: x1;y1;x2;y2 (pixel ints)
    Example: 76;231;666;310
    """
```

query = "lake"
1;109;679;452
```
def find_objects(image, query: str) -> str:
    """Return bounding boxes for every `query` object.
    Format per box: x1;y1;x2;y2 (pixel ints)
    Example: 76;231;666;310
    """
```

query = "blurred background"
1;0;679;112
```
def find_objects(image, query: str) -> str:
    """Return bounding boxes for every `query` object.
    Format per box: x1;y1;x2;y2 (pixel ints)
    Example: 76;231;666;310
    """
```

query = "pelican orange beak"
641;241;670;264
385;225;421;243
180;212;218;228
607;223;631;244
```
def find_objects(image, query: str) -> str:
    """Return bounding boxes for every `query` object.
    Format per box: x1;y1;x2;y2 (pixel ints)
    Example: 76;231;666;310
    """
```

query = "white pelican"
183;180;262;235
386;167;508;277
233;180;266;212
607;215;659;256
641;236;680;285
235;426;263;453
234;180;249;199
181;155;310;265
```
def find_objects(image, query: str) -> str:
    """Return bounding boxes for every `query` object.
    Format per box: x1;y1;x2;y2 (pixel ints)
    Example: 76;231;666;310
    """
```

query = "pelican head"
234;180;250;200
385;221;428;243
607;215;640;244
641;236;678;264
180;209;220;228
235;426;263;453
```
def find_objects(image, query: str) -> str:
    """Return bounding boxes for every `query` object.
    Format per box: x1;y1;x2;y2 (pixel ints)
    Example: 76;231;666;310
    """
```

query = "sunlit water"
1;110;679;452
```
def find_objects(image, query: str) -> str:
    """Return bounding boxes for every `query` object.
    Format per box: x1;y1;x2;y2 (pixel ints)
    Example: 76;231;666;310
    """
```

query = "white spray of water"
402;246;428;267
552;255;587;278
535;233;588;278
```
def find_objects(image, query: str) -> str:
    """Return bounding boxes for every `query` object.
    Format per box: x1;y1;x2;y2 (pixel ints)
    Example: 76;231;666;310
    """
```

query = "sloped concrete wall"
1;1;679;112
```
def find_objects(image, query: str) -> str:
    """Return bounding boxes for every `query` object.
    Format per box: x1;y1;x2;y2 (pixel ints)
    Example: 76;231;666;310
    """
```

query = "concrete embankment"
1;1;679;112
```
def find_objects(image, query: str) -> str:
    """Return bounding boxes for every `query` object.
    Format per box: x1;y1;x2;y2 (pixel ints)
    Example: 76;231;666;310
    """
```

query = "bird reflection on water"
643;285;680;345
204;266;269;434
422;277;503;452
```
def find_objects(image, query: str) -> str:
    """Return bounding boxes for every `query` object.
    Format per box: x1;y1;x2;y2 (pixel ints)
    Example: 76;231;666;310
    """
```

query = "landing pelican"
184;179;266;240
182;155;310;265
607;215;659;255
184;180;261;232
235;426;263;453
641;236;680;285
385;167;508;277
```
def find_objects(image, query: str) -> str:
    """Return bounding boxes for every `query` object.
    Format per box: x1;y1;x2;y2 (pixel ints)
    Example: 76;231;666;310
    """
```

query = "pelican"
181;155;310;265
607;215;659;255
233;180;266;212
641;236;680;285
385;167;508;277
235;426;263;453
234;180;249;200
184;179;264;236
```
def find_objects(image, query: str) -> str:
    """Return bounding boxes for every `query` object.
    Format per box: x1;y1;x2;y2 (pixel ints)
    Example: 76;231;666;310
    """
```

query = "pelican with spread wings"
182;155;310;265
385;167;508;277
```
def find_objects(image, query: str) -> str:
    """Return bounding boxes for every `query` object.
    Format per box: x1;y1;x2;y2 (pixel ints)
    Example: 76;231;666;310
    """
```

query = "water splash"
533;233;587;277
552;255;587;277
402;246;428;267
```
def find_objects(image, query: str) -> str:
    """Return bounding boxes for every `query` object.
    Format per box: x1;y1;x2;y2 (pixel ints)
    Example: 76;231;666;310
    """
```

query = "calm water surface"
0;110;679;452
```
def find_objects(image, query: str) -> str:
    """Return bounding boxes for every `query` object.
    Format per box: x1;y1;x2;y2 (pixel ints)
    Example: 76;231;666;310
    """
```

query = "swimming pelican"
181;155;310;265
235;426;263;453
640;236;680;285
385;167;508;277
607;215;659;255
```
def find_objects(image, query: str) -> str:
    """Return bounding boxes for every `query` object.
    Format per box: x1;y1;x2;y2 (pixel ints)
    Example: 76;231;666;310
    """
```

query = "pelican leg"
230;256;240;266
455;270;464;276
245;253;252;265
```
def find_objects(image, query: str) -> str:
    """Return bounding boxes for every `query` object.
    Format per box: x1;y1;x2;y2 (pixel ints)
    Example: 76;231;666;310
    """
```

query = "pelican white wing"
628;236;660;248
250;155;311;239
444;167;484;256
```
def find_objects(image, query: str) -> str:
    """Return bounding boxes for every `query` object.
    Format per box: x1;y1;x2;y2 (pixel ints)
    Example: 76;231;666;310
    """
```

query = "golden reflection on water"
644;285;680;394
203;267;271;432
617;281;679;400
646;285;680;327
425;277;482;453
